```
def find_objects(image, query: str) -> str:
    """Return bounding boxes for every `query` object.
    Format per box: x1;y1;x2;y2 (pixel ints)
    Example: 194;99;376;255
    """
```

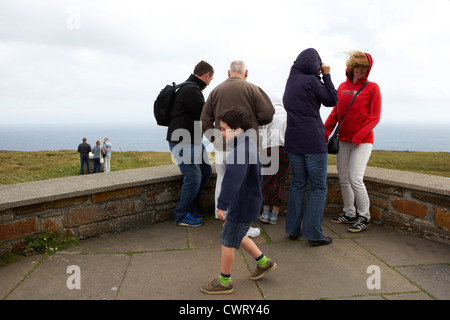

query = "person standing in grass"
201;108;277;295
325;51;381;233
92;140;102;173
102;138;112;173
77;138;91;175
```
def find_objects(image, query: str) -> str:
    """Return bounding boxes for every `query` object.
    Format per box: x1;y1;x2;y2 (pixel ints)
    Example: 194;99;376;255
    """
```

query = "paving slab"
242;240;419;300
117;247;262;300
382;292;434;300
7;253;130;300
188;218;226;249
323;218;402;239
62;220;188;254
395;264;450;300
353;233;450;266
0;255;41;299
2;215;449;302
258;215;339;242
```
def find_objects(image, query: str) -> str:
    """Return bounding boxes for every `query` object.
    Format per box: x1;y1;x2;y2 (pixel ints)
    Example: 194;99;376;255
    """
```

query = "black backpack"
153;81;194;126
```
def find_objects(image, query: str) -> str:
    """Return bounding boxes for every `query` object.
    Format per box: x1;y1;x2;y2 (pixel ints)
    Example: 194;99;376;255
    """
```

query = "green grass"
0;150;448;186
0;150;173;185
328;150;450;177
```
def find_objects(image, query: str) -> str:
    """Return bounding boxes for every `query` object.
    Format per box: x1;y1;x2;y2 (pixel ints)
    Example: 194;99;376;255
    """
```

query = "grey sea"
0;122;449;153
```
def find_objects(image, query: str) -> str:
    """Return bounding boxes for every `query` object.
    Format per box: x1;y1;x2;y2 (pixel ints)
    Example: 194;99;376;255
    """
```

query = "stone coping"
1;165;448;212
329;166;449;196
0;165;182;211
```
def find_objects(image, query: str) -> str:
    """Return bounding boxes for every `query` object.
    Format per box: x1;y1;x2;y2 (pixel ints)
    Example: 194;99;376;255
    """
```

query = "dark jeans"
168;142;212;224
80;154;90;175
93;158;101;173
286;152;327;240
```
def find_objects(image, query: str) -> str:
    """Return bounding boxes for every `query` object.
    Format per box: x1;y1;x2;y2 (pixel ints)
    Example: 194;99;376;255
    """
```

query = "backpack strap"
171;81;197;118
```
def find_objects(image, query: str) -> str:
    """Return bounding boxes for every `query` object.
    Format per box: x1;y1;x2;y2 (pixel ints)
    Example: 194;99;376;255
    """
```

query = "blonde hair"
345;51;369;80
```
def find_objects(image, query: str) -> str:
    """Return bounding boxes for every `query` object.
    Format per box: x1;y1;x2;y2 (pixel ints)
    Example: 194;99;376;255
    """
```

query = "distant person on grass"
102;138;112;173
201;108;277;295
77;138;91;175
92;140;103;173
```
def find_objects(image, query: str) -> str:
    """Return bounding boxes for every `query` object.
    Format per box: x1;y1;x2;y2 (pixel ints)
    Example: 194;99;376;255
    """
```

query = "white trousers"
336;142;373;219
214;150;230;218
104;156;111;173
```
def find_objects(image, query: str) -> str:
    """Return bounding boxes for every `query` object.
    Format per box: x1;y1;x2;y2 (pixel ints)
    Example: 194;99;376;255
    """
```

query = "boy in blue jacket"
201;107;277;295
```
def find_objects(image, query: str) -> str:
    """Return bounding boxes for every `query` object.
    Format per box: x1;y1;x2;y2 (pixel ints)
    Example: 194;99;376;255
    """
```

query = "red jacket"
324;53;381;146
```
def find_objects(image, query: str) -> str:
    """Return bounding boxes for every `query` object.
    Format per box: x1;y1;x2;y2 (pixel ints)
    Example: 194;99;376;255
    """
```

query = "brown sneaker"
249;258;277;280
200;278;234;295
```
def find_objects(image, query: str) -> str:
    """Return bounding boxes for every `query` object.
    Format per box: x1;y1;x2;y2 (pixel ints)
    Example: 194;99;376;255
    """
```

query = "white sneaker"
246;226;261;238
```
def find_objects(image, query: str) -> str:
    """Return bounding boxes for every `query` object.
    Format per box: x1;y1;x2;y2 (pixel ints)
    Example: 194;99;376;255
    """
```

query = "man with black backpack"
165;60;214;227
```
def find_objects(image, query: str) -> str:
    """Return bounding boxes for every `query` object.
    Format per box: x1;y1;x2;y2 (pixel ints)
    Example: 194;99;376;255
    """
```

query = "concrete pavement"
1;216;450;301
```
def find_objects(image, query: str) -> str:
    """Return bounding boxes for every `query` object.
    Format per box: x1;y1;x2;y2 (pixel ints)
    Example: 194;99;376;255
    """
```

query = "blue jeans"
168;142;212;224
286;152;327;241
80;154;90;175
93;158;101;173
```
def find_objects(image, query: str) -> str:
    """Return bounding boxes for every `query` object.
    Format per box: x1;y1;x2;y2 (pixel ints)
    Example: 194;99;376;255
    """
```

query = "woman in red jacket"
324;51;381;233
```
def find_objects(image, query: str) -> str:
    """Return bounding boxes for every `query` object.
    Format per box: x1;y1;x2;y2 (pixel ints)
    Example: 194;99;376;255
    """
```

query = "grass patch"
24;231;78;256
0;150;173;185
0;150;448;186
0;231;78;266
328;150;450;177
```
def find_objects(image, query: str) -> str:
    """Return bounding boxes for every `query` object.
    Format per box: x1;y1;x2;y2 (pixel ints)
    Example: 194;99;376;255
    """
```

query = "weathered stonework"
390;198;429;218
434;206;450;229
0;165;448;253
91;187;143;203
0;217;37;242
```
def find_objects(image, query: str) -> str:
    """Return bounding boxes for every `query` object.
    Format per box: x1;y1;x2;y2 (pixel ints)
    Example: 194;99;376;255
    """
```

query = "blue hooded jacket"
283;48;338;154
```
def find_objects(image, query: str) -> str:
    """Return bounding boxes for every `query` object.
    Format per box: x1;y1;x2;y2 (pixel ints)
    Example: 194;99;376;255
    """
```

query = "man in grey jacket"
201;60;274;237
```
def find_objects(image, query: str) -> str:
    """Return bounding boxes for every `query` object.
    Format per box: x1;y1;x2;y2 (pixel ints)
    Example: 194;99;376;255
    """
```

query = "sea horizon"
0;122;449;153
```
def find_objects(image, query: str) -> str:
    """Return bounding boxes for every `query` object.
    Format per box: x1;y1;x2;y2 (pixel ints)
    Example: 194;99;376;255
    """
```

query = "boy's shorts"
221;220;252;249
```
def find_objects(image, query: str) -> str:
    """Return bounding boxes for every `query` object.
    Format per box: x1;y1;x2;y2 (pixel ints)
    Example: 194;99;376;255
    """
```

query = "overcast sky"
1;0;449;126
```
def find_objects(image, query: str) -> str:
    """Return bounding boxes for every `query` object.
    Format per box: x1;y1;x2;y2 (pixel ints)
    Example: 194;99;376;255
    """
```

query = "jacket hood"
290;48;322;77
346;52;373;83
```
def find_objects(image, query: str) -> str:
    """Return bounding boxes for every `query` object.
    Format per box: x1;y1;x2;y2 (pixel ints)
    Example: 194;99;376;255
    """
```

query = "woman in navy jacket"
283;48;338;245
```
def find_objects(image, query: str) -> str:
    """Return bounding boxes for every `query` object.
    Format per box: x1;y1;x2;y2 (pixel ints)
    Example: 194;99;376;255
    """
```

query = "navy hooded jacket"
217;133;262;223
283;48;338;154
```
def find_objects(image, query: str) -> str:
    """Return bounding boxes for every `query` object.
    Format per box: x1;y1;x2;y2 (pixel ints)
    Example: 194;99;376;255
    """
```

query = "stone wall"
0;166;214;253
0;165;449;253
325;167;450;243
